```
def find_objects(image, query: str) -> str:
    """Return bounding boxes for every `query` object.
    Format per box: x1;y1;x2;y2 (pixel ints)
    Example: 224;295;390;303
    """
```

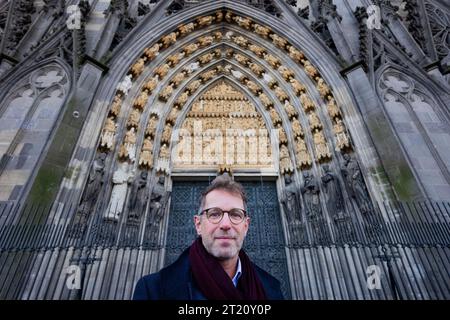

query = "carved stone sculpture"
104;163;135;221
128;172;149;221
341;154;372;214
313;129;331;161
100;117;116;150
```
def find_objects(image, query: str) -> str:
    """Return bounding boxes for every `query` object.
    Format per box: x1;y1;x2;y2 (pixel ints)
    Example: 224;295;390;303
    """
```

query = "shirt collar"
232;258;242;287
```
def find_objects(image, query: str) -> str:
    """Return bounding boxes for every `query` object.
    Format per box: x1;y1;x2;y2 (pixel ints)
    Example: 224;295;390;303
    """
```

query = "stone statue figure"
128;171;148;222
280;175;306;246
300;172;321;220
341;154;372;214
104;163;135;222
145;176;171;247
77;152;107;215
321;165;345;219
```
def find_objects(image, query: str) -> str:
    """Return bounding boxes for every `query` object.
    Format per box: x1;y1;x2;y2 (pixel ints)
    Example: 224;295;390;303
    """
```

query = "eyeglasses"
200;207;247;225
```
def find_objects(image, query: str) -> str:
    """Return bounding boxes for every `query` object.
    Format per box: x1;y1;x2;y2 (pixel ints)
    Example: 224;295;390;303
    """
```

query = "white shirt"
232;258;242;287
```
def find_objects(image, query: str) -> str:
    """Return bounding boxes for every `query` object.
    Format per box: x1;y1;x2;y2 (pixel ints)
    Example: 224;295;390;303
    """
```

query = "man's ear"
194;215;202;235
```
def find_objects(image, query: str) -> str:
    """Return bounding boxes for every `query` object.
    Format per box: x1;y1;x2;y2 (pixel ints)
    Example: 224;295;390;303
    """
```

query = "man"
133;174;284;300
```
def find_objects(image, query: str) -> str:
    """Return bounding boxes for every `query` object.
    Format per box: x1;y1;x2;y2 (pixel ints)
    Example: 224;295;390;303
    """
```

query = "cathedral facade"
0;0;449;300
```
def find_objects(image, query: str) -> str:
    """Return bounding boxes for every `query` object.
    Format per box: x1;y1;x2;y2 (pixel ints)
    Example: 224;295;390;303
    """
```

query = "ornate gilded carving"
232;35;249;48
139;138;154;169
100;117;117;150
313;129;332;162
295;137;312;169
133;90;149;110
234;53;250;66
183;43;199;56
159;84;174;102
290;79;306;96
308;112;323;131
109;95;122;118
303;60;319;80
284;101;298;120
145;114;159;137
198;35;214;47
178;22;195;36
317;77;332;99
270;33;288;49
278;66;295;81
244;79;262;95
253;24;271;38
300;93;315;112
127;109;141;129
292;118;304;138
160;32;178;48
143;76;159;93
269;107;282;126
187;80;202;95
327;96;341;120
167;107;180;125
196;15;214;28
200;68;218;83
167;52;185;67
234;16;253;29
170;71;186;88
280;145;294;174
259;92;273;109
333;119;351;152
144;44;160;61
154;63;170;79
249;62;264;77
174;91;189;108
264;53;281;68
249;44;266;57
288;45;305;63
130;57;146;78
274;86;289;103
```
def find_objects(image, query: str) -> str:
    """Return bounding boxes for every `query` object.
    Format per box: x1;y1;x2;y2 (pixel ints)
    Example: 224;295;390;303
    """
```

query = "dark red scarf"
188;237;267;300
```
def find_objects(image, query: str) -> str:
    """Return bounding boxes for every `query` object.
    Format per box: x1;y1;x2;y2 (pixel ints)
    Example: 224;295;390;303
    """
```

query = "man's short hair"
198;175;247;214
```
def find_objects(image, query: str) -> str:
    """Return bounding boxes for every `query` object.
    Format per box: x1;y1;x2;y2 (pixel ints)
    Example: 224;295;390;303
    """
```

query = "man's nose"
219;212;232;230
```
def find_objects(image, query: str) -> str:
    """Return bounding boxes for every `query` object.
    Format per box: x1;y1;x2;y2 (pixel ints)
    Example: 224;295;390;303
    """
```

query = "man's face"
194;189;249;261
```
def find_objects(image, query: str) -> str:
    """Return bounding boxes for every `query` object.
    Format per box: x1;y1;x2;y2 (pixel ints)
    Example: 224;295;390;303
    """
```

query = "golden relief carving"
249;62;264;77
277;125;288;146
133;90;149;111
109;95;122;118
303;60;319;80
300;93;315;113
263;53;281;68
253;24;271;38
176;82;273;168
327;96;341;120
170;71;186;88
308;112;323;131
183;43;199;56
232;35;249;48
284;101;298;120
274;86;289;103
295;137;312;169
196;15;215;28
145;114;159;138
119;127;137;161
100;117;117;150
290;79;306;96
291;118;304;138
278;66;295;81
280;145;294;174
161;124;173;144
234;16;253;29
198;35;214;47
187;80;201;95
130;57;146;79
159;84;174;102
317;78;332;99
259;92;273;109
270;34;288;49
127;109;141;129
313;129;332;162
178;22;195;36
166;107;180;125
143;76;159;93
333;118;351;152
175;91;189;109
244;79;262;95
160;32;178;48
154;63;170;79
269;107;282;126
287;45;304;63
167;52;185;67
234;53;250;66
139;138;153;169
248;44;266;57
144;44;160;61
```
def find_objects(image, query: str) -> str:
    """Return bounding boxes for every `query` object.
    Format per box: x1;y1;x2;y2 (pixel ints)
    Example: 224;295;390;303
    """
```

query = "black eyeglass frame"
199;207;248;224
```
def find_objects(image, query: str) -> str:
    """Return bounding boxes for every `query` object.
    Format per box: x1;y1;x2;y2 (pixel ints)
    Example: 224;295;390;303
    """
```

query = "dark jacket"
133;249;284;300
